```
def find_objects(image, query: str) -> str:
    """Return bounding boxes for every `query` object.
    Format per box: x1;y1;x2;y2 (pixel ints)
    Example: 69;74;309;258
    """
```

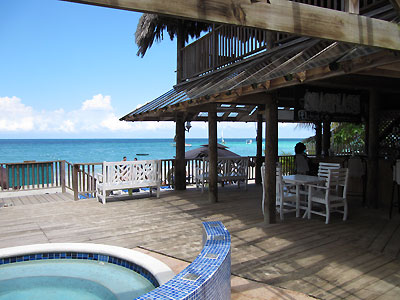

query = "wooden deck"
0;186;399;299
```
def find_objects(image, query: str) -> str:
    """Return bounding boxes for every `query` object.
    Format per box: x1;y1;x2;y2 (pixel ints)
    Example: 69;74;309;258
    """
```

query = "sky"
0;0;314;139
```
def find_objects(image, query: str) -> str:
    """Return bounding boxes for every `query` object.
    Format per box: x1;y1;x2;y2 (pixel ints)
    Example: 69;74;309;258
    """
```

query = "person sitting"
294;142;310;175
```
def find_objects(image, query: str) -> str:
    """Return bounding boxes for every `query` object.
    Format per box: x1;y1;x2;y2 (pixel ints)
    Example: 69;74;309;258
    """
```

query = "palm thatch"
135;14;212;57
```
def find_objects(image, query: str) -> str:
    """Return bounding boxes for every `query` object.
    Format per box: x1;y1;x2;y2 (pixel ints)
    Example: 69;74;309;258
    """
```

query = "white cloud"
101;113;133;131
0;95;314;138
60;120;76;133
81;94;112;111
135;103;145;110
0;94;177;137
0;96;34;131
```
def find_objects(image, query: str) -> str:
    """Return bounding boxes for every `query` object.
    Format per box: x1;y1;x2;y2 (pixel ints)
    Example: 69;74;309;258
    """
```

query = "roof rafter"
64;0;400;50
150;49;400;115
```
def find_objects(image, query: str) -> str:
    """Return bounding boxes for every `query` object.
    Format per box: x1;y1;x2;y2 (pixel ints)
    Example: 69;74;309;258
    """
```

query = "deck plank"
0;186;399;299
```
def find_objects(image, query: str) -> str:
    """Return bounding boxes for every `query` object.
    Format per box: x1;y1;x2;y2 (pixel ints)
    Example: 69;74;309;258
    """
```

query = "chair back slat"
318;162;341;180
326;168;349;193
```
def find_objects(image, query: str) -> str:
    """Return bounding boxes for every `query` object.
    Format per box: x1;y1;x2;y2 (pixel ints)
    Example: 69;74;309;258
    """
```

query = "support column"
264;95;278;224
255;113;263;185
315;122;322;157
175;114;186;190
208;105;218;203
366;90;379;208
176;23;185;83
323;121;331;156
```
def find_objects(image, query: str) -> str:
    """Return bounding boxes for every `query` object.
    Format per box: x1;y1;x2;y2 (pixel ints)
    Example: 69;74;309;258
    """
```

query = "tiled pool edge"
0;250;160;288
137;221;231;300
0;243;174;287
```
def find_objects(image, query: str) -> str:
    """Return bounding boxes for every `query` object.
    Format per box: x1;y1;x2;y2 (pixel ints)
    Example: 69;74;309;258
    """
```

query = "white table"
283;175;325;217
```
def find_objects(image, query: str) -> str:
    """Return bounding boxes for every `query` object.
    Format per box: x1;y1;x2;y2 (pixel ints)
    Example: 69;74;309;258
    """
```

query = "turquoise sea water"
0;139;301;164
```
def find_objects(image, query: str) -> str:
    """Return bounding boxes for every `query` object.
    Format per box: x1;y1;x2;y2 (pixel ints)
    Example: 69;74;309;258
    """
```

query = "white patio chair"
307;168;349;224
318;162;341;181
261;164;296;220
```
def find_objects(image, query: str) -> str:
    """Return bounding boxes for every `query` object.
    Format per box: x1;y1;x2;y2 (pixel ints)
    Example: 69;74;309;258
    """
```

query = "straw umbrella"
135;13;212;57
185;143;240;159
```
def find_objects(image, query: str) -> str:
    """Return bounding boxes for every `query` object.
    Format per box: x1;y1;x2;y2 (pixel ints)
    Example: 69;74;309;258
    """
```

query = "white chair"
318;162;341;180
307;168;349;224
261;164;296;220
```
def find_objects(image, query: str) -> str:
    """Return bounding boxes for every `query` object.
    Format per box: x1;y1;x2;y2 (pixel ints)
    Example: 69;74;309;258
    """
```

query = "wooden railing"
1;156;296;199
181;25;270;79
181;0;388;79
68;162;102;200
0;160;66;192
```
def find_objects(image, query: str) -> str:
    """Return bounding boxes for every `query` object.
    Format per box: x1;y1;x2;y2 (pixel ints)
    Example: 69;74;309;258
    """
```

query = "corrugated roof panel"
123;39;382;121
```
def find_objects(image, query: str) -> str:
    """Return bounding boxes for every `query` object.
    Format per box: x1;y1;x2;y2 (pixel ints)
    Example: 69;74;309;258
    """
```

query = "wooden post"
60;160;66;193
366;90;379;208
73;164;80;201
175;113;186;190
344;0;360;14
264;94;277;224
208;105;218;203
176;23;185;83
323;121;331;156
255;113;263;185
315;122;322;157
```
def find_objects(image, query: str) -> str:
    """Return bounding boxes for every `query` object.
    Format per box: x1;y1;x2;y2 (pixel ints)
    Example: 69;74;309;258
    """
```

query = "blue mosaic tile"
1;221;230;300
0;251;159;289
137;221;231;300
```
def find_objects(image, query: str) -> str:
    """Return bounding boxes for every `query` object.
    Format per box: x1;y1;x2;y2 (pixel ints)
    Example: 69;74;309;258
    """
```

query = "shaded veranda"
1;186;399;299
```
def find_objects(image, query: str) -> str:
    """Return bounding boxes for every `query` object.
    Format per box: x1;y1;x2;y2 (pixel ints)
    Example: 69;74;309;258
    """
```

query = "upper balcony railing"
180;0;391;80
181;25;272;80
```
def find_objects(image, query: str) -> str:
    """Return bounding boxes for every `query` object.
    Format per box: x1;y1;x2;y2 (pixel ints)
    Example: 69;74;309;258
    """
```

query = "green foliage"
332;123;365;153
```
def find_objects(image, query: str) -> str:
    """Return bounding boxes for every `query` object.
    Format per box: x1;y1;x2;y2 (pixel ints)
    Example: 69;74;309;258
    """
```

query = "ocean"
0;139;301;164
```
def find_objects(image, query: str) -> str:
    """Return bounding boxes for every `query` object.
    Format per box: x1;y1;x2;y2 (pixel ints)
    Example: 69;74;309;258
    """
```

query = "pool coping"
0;243;175;286
0;221;231;300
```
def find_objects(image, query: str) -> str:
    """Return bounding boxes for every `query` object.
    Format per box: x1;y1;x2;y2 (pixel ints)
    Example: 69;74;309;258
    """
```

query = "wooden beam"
208;105;218;203
356;68;400;78
125;50;400;119
366;90;379;208
315;122;322;157
344;0;359;14
389;0;400;14
264;94;277;224
376;62;400;72
174;113;186;190
322;121;331;156
255;113;263;185
64;0;400;50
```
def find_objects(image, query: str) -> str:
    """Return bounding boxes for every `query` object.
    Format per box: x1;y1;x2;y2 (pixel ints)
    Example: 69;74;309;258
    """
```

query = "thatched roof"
135;13;212;57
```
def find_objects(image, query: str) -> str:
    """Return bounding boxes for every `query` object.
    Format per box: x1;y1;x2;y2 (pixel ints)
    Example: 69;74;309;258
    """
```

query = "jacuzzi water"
0;259;155;300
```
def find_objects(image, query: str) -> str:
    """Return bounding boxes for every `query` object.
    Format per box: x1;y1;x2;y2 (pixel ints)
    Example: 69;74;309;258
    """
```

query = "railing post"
73;164;80;201
212;24;217;70
60;160;66;193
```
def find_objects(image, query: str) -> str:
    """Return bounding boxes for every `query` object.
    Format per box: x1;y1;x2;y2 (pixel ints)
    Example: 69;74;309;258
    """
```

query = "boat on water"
246;139;253;144
171;143;192;147
220;129;226;144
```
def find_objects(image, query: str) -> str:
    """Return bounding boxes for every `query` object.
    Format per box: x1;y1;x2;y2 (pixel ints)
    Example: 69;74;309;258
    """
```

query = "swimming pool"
0;243;175;300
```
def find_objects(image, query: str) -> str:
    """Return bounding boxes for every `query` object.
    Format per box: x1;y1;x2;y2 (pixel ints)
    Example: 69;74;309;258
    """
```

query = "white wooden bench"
95;160;161;204
195;157;249;192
